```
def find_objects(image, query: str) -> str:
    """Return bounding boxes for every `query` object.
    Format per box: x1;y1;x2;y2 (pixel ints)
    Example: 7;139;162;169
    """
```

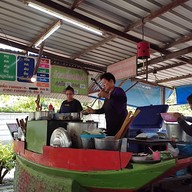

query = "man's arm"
184;116;192;123
178;118;192;136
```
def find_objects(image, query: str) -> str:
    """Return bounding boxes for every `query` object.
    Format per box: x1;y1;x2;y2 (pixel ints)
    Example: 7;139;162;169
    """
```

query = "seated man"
174;94;192;136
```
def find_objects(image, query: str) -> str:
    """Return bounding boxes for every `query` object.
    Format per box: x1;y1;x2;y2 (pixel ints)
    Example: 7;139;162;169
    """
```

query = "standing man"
174;94;192;136
86;72;128;136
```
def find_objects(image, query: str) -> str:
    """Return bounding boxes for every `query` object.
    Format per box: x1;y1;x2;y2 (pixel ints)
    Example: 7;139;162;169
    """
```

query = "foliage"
166;90;191;115
0;143;15;184
0;95;63;113
0;92;191;114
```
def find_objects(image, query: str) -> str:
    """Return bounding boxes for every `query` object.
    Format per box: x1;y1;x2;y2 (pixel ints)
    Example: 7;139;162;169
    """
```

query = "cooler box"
128;104;169;153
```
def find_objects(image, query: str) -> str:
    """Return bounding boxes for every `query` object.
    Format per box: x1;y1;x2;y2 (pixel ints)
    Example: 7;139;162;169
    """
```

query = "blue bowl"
80;134;106;139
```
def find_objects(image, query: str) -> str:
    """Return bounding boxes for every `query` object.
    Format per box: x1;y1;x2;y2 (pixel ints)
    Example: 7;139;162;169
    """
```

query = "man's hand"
98;89;110;99
83;106;95;114
173;112;183;120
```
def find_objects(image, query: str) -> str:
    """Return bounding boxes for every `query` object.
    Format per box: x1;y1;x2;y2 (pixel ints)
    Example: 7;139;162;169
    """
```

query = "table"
128;138;172;152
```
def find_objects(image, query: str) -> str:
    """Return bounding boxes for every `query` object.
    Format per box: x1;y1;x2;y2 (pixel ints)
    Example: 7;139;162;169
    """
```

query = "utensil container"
80;134;106;149
165;123;183;141
94;136;122;151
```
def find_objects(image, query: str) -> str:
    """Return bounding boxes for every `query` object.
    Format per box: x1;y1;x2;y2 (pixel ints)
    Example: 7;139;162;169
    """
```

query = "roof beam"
71;0;85;10
148;45;192;65
163;32;192;49
137;62;187;76
30;19;62;47
32;0;167;54
124;0;189;32
69;0;187;59
130;77;173;89
71;35;116;59
156;74;192;83
0;38;106;73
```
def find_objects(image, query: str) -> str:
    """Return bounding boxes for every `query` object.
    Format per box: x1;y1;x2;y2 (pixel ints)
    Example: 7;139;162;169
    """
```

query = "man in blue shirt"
86;72;128;136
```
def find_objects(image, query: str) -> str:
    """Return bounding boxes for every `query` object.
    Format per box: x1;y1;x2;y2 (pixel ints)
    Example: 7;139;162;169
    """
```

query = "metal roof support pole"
160;87;166;104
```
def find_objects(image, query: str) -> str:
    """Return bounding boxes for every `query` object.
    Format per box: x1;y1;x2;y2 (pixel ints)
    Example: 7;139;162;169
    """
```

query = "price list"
0;53;16;81
37;58;50;88
17;56;35;82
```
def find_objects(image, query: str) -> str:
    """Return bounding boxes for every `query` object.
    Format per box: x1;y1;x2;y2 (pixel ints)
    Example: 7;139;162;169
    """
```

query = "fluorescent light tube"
28;2;103;36
34;21;61;47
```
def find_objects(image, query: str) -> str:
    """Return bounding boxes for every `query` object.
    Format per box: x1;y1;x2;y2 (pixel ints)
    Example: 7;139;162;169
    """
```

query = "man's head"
100;72;116;92
187;94;192;110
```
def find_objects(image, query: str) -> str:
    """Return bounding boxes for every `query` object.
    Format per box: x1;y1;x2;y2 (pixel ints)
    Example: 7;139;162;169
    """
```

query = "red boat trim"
13;140;133;171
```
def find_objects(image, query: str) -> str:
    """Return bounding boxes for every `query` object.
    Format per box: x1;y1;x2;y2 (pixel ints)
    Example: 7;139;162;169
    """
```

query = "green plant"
0;143;15;184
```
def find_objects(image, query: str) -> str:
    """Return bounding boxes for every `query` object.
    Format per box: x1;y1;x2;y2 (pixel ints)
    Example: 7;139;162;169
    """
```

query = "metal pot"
165;123;183;141
29;112;35;120
35;111;49;120
54;112;81;120
70;112;81;120
67;122;98;148
94;136;122;151
182;131;192;143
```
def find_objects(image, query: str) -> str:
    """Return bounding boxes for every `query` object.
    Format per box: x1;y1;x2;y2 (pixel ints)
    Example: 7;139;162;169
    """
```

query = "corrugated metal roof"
1;0;192;96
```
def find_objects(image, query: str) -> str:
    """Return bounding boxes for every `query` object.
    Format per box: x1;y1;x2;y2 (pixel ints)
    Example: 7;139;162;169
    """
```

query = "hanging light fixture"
137;19;150;59
136;19;150;80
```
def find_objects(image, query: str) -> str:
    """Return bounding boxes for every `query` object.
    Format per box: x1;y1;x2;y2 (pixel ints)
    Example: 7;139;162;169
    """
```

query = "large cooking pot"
35;111;49;120
165;123;183;141
29;112;35;120
182;131;192;142
67;122;98;148
54;112;82;120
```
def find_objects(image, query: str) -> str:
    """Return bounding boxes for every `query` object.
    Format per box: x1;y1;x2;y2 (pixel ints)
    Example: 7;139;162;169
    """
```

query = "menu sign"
17;56;35;82
51;65;88;95
0;52;50;95
0;53;16;81
36;58;50;88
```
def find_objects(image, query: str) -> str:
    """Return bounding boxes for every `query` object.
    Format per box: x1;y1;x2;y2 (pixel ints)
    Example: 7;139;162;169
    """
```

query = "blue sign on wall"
17;56;35;82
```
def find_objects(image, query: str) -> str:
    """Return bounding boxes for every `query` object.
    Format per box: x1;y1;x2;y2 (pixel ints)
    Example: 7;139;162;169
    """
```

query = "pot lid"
50;127;72;148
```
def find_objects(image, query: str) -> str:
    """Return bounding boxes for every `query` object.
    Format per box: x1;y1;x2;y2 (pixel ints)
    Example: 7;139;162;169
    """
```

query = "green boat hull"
15;155;176;191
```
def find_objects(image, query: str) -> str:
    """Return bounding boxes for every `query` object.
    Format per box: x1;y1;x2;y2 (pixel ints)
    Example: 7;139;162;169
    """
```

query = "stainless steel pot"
182;131;192;142
165;123;183;141
94;136;122;151
54;112;81;120
29;112;35;120
67;122;98;148
35;111;49;120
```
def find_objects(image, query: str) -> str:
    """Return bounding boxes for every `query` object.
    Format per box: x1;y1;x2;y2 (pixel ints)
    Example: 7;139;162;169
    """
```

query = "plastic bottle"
48;103;54;111
48;103;54;119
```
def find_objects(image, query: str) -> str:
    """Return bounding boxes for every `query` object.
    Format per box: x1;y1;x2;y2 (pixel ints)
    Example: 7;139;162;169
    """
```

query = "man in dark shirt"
86;72;128;136
174;94;192;136
59;86;83;113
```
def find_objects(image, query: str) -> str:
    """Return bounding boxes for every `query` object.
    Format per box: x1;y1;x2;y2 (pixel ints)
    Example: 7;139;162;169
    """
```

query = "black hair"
187;94;192;104
65;85;74;94
100;72;116;84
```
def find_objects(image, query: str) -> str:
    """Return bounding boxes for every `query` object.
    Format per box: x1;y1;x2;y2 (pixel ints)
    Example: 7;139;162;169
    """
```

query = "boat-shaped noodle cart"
13;120;192;192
